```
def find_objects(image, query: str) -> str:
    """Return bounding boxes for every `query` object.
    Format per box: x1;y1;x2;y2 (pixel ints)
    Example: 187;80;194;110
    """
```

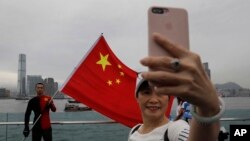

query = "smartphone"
148;6;189;56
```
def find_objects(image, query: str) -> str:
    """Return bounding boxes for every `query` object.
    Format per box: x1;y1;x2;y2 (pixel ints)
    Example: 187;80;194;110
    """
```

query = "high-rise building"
0;88;10;98
44;78;55;96
27;75;43;96
17;54;26;97
203;62;211;79
44;78;64;98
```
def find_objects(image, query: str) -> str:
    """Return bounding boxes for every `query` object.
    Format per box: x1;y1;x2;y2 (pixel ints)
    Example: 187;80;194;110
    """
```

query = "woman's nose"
148;91;159;102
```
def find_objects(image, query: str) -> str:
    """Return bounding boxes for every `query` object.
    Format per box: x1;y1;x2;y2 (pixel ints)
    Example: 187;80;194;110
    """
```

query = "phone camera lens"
152;8;164;14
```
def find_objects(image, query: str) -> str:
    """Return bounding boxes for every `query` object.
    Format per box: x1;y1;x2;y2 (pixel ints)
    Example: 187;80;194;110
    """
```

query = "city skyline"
0;53;247;92
1;0;250;89
2;53;60;96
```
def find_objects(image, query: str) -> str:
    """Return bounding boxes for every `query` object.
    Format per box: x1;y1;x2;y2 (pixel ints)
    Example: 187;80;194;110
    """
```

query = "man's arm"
44;96;56;112
24;100;32;127
49;100;56;112
23;100;32;137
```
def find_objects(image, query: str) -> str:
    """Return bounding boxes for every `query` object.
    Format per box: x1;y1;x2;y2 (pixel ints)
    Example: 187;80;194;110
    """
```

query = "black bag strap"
131;124;141;134
131;124;169;141
164;129;169;141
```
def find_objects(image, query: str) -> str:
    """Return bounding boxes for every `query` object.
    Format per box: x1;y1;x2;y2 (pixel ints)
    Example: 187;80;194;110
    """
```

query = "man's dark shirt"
24;95;56;130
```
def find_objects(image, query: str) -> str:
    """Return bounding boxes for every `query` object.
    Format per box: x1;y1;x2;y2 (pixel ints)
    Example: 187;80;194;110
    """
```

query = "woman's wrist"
196;100;220;117
191;97;225;125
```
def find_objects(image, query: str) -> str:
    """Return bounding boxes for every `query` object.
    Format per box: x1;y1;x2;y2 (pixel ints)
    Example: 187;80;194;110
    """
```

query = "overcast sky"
1;0;250;91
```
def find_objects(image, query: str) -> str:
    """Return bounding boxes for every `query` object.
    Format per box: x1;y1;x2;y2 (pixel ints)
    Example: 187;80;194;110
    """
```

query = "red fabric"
166;96;174;118
39;95;55;129
61;35;173;127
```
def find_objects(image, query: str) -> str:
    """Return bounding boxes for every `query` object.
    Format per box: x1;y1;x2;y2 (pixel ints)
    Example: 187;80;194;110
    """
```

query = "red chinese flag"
61;35;173;127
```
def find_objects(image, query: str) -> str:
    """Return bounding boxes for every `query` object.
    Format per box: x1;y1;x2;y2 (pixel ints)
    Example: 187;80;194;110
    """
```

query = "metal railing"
0;120;116;125
1;118;250;141
1;117;250;125
0;120;123;141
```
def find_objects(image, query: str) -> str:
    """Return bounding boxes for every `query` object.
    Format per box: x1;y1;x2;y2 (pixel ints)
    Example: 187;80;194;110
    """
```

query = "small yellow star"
118;64;122;69
96;53;111;71
115;79;121;84
107;80;113;86
120;72;124;76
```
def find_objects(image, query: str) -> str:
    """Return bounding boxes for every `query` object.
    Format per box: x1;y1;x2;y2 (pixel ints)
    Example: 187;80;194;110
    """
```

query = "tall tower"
17;54;26;97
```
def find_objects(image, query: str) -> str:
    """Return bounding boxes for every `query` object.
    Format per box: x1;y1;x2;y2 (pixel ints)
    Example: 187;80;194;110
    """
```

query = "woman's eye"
141;89;151;95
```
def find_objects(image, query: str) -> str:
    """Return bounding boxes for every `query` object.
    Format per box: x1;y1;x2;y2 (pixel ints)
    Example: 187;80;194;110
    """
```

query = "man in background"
23;83;56;141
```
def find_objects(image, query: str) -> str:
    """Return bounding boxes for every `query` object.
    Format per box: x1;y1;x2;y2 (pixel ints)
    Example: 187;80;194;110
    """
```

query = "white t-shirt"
128;120;189;141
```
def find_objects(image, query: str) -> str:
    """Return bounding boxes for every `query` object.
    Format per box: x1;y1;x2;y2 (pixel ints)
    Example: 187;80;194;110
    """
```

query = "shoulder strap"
131;124;141;135
131;124;170;141
164;129;169;141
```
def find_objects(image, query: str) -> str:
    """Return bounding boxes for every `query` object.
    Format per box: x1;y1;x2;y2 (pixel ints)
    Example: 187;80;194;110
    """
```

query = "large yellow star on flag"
96;53;111;71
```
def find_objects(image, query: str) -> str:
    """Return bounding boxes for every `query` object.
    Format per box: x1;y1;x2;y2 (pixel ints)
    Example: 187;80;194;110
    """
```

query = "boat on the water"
67;99;80;103
64;103;92;112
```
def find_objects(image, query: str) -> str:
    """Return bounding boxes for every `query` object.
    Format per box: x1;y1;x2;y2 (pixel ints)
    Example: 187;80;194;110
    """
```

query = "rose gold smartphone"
148;6;189;56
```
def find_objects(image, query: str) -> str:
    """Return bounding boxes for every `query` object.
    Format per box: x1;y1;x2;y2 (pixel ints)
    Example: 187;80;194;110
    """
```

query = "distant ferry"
64;103;92;112
68;99;80;103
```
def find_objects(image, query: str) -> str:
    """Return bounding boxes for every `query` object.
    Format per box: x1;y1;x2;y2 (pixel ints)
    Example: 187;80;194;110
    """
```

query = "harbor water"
0;97;250;141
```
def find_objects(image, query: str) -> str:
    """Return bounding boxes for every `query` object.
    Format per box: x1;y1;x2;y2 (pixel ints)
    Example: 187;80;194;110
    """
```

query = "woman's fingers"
140;70;193;87
140;56;191;73
143;33;219;110
141;56;174;72
153;33;188;58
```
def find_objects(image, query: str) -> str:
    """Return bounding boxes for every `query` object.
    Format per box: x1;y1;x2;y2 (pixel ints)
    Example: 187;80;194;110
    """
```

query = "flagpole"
21;90;59;141
60;33;104;91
